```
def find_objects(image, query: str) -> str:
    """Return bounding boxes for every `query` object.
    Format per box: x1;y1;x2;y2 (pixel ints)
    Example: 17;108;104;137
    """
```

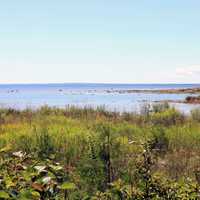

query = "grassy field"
1;104;200;199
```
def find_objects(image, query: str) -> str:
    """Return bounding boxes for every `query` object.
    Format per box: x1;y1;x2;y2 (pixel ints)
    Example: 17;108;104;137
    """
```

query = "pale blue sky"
0;0;200;83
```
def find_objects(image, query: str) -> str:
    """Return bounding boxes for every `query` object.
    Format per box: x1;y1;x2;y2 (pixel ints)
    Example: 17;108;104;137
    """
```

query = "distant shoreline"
105;87;200;94
154;95;200;105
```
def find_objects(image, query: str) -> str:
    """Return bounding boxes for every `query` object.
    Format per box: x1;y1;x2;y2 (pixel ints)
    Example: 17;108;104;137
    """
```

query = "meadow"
1;104;200;199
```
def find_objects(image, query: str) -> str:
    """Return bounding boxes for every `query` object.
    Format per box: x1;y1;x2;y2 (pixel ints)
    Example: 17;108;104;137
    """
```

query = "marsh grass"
1;104;200;198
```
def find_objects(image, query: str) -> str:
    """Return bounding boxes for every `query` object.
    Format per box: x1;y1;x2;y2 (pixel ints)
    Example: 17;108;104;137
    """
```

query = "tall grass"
1;104;200;198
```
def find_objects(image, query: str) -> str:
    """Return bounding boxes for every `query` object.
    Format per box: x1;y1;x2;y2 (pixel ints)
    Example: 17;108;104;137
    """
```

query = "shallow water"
0;83;200;113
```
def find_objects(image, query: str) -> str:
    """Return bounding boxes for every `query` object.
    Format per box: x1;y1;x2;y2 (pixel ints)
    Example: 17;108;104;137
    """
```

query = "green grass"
1;105;200;199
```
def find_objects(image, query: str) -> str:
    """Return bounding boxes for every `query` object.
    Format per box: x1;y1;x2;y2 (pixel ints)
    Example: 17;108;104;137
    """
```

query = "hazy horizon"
0;82;200;85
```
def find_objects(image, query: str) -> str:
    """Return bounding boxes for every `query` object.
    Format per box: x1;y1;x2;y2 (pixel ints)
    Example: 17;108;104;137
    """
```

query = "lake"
0;83;200;113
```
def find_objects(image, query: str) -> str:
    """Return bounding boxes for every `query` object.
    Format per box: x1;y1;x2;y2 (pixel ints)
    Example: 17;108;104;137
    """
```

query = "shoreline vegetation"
107;87;200;105
1;104;200;199
155;95;200;105
5;86;200;95
105;87;200;105
105;87;200;94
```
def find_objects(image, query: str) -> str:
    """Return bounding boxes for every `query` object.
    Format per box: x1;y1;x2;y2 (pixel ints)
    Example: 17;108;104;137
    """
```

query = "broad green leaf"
34;165;46;173
19;189;39;200
61;182;76;190
0;191;10;199
31;191;40;199
42;176;51;184
49;164;63;172
0;145;11;153
5;178;16;188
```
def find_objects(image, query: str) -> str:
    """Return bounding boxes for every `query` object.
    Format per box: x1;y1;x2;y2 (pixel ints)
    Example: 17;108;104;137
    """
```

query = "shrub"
152;102;170;113
191;108;200;122
150;108;185;126
150;127;169;154
15;134;33;153
35;128;55;158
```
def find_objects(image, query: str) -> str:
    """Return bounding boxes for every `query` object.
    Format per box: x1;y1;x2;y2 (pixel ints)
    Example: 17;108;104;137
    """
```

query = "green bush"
0;106;200;199
152;102;170;113
150;108;185;126
35;128;55;158
150;127;169;154
191;108;200;122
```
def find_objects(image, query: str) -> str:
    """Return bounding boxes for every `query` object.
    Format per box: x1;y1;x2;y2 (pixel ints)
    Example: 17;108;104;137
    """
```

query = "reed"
0;104;200;199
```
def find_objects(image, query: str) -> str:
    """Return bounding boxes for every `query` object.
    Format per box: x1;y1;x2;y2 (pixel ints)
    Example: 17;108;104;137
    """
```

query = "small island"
185;95;200;104
155;95;200;105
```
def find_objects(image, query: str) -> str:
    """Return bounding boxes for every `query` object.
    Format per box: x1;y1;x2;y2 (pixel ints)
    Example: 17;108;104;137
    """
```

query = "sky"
0;0;200;84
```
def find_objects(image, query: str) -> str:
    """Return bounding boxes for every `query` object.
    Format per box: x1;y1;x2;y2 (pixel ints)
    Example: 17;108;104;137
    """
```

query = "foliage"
0;105;200;199
191;108;200;122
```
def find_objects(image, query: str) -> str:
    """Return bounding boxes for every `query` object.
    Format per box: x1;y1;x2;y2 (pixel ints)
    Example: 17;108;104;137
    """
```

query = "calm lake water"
0;83;200;113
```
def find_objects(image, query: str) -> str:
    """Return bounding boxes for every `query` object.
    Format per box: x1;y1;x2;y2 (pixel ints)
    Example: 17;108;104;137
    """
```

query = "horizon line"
0;82;200;85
